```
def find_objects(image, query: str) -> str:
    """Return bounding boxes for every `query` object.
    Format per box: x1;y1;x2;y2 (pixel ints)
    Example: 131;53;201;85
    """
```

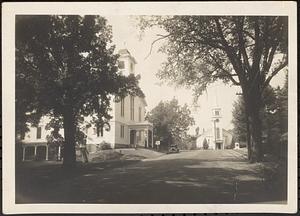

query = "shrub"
203;138;209;150
97;141;112;150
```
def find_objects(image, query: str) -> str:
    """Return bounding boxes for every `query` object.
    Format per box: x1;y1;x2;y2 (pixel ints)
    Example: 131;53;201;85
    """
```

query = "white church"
196;106;233;150
19;49;154;161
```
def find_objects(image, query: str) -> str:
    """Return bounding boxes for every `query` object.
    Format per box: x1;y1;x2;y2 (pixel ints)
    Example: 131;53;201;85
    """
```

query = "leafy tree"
232;97;247;143
195;126;200;136
202;138;209;150
232;74;288;157
146;98;195;150
276;73;288;134
139;16;288;162
16;15;143;168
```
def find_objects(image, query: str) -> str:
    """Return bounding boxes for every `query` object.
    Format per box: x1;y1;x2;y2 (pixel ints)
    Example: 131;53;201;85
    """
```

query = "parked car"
168;144;180;154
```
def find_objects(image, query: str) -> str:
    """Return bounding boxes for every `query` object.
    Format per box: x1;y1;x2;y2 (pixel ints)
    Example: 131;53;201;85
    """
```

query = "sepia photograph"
2;1;297;214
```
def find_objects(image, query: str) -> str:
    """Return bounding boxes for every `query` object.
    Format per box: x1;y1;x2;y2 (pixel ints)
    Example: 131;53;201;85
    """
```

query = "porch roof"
128;121;153;130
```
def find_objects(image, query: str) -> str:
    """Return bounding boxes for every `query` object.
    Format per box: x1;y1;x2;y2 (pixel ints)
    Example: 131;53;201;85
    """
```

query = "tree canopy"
146;98;195;150
138;16;288;162
232;73;288;157
16;15;143;167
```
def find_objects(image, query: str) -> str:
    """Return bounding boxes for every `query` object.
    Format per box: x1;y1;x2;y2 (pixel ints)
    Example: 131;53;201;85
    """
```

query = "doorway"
216;142;222;150
130;130;136;147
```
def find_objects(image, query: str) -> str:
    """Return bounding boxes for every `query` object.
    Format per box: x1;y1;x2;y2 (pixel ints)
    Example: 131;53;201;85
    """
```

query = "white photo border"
2;1;297;214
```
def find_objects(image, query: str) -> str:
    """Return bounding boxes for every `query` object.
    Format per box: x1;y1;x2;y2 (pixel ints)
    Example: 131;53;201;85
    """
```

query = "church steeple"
118;48;137;76
211;105;223;150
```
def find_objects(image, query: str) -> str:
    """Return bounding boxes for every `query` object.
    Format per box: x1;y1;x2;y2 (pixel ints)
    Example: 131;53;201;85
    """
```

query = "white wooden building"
20;49;153;161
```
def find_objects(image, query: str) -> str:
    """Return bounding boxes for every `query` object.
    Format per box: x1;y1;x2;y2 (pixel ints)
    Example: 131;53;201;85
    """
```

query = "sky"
106;15;286;134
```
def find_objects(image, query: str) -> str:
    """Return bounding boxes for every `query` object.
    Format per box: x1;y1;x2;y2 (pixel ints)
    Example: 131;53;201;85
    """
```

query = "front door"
130;130;136;147
216;142;222;150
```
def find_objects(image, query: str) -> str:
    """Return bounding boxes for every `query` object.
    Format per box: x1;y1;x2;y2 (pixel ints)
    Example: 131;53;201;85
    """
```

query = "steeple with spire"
211;86;223;149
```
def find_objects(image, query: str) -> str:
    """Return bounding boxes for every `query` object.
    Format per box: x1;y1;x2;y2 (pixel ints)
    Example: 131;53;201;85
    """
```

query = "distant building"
20;49;153;161
196;107;233;150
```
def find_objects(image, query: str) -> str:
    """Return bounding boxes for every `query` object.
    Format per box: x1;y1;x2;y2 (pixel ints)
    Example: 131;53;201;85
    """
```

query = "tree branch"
214;17;245;83
235;17;251;73
144;34;171;60
208;53;240;86
263;59;288;90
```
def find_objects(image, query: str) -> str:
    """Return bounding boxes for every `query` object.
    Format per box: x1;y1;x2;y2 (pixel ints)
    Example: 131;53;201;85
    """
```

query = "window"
118;61;125;69
138;107;142;122
120;125;125;138
130;96;135;120
216;128;220;139
36;127;42;139
130;62;134;72
121;97;125;117
215;110;220;116
94;126;103;137
138;131;141;141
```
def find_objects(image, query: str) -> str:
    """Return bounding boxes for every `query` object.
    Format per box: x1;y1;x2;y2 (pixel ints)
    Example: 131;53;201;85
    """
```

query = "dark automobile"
168;144;179;153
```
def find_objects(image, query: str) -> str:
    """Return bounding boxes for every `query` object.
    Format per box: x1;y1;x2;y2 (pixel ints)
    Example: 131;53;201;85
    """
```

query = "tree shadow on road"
15;157;287;204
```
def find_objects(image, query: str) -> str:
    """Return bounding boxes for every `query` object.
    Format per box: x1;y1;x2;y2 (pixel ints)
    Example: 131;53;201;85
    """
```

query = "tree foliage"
232;73;288;156
138;16;288;162
202;138;209;150
16;15;143;167
146;98;195;150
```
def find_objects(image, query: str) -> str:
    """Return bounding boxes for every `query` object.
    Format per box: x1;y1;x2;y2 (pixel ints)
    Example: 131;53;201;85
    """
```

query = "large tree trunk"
245;90;263;163
245;109;252;160
62;106;77;168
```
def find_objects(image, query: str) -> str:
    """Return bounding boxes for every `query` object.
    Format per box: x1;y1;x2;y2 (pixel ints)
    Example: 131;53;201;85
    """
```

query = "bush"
91;151;123;162
97;141;112;150
203;138;209;149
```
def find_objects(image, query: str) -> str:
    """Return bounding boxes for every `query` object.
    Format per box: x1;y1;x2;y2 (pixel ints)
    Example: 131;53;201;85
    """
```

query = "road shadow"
15;156;287;204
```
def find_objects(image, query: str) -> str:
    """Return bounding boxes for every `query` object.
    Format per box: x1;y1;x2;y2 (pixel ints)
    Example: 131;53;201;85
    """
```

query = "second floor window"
94;126;104;137
118;61;125;69
36;126;42;139
120;125;125;138
121;97;125;117
138;107;142;122
130;96;134;120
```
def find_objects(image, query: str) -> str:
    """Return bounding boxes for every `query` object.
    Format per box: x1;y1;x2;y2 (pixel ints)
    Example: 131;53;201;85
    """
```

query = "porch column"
22;146;26;161
58;145;61;160
45;145;49;161
34;145;37;158
151;129;154;148
145;129;149;148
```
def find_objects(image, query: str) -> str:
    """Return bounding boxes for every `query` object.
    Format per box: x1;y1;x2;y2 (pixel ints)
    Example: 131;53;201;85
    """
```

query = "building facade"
196;107;233;150
20;49;153;161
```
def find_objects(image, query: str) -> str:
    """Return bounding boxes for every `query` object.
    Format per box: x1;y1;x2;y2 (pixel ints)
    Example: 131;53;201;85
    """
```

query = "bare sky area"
106;15;286;134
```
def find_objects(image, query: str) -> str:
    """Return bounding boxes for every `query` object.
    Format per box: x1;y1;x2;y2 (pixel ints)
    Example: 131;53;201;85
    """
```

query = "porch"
128;121;153;148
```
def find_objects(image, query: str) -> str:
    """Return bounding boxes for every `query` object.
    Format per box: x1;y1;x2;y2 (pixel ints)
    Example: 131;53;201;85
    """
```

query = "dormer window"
118;61;125;69
36;126;42;139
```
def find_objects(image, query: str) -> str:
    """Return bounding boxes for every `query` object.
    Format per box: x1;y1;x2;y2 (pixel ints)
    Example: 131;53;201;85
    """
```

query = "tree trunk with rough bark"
244;87;263;163
62;106;77;168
